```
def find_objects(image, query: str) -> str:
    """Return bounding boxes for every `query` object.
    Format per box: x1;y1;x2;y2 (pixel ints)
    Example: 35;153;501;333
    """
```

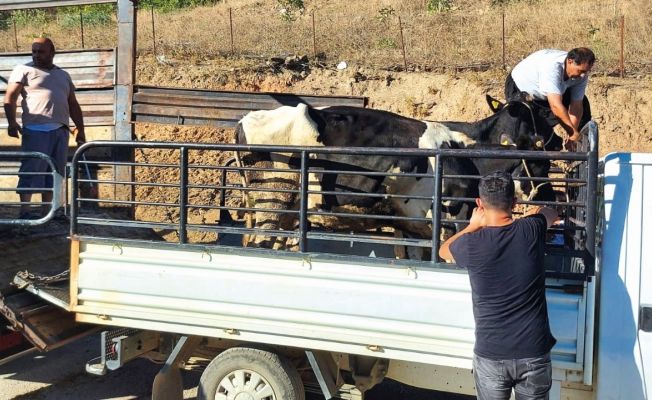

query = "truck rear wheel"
197;346;305;400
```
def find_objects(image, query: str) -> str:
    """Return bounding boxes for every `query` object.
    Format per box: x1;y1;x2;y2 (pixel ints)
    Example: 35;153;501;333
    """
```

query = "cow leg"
393;230;407;259
248;160;300;250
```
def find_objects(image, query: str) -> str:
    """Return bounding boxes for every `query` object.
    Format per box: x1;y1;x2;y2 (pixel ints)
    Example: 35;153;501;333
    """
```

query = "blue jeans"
473;352;552;400
17;126;69;194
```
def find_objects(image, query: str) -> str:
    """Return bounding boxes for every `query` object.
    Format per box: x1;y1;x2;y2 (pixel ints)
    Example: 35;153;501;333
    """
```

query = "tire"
197;346;305;400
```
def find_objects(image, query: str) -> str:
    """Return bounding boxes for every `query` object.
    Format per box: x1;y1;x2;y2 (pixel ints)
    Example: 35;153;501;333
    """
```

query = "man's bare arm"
438;207;485;262
527;206;559;228
3;82;23;138
568;100;584;138
68;91;86;144
547;93;580;139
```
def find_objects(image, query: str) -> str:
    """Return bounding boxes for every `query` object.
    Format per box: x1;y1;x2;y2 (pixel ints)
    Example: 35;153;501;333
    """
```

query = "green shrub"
426;0;453;13
377;37;397;49
139;0;220;12
0;11;11;30
11;9;50;27
277;0;304;22
59;5;114;29
377;6;395;23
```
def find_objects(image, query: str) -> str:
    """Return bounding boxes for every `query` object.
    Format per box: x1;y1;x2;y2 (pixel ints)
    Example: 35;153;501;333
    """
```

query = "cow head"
486;94;564;151
485;95;555;151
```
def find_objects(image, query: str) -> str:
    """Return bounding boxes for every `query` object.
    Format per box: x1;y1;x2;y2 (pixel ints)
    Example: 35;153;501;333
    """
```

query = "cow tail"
234;150;254;247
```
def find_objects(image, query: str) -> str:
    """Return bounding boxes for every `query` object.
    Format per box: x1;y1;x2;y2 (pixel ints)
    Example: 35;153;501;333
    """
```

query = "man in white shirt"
3;37;85;218
506;48;595;150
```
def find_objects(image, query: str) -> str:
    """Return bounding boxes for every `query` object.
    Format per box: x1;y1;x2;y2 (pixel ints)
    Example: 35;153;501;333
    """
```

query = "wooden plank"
0;50;115;89
133;93;339;110
70;239;79;309
0;88;115;127
0;0;116;11
133;114;239;128
0;50;114;67
132;103;246;121
131;86;367;128
135;85;367;108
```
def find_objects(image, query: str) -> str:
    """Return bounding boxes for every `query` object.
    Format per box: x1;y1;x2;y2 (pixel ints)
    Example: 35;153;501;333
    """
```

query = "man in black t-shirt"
439;171;558;400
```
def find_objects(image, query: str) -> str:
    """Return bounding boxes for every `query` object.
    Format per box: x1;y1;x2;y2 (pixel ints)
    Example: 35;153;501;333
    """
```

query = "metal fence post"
229;8;234;55
398;16;408;71
13;19;18;51
80;10;85;49
151;6;157;57
620;15;625;78
502;10;506;70
312;12;317;59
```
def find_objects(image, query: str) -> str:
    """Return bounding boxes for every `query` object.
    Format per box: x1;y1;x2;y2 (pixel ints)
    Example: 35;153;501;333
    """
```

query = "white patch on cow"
514;179;526;200
241;103;322;147
385;165;434;230
418;121;476;171
418;121;476;149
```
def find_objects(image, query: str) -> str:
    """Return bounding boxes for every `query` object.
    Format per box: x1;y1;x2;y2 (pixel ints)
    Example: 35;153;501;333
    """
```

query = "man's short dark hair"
567;47;595;67
479;171;515;211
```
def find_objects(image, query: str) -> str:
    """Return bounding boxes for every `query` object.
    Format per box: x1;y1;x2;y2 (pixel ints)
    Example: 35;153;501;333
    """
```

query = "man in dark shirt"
439;171;558;400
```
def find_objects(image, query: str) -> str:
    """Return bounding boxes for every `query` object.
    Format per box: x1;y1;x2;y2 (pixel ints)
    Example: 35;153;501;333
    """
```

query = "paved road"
0;335;474;400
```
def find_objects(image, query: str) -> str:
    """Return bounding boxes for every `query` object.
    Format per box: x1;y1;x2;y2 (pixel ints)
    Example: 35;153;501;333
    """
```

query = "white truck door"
597;153;652;400
637;155;652;399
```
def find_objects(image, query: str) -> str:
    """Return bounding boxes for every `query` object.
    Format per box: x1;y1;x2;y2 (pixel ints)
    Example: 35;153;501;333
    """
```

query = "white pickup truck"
1;122;650;400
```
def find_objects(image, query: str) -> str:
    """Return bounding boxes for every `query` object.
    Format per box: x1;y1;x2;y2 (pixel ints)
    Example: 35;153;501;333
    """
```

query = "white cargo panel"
72;241;589;378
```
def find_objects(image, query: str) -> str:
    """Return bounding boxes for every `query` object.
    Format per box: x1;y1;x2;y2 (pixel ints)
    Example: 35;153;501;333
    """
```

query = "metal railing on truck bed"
0;151;64;226
69;122;598;280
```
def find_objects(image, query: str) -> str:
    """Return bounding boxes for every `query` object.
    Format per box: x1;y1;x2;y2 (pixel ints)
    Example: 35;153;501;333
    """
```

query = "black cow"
234;103;552;256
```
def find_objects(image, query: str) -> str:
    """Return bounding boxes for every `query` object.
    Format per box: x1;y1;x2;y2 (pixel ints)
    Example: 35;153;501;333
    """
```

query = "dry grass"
0;0;650;75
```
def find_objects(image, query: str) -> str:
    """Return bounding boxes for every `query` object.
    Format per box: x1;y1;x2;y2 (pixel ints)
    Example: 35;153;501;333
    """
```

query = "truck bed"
71;238;592;379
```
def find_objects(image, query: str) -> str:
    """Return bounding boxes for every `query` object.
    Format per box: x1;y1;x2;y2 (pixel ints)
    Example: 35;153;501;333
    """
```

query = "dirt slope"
136;55;652;156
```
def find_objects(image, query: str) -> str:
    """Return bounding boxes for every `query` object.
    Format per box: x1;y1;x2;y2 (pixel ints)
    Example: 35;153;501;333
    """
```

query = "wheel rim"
215;369;276;400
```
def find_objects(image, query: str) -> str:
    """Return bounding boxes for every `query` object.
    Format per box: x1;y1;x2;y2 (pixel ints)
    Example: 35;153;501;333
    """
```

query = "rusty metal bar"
620;15;625;78
13;19;18;51
398;16;407;71
312;12;317;59
151;6;157;57
229;7;234;55
80;10;85;49
502;11;506;70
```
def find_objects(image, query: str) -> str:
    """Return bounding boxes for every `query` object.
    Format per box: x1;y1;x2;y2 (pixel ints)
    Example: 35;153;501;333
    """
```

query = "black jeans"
473;352;553;400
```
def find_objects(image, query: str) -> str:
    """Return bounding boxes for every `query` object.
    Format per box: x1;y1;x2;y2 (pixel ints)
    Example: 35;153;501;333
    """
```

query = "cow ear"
486;95;504;113
500;133;516;147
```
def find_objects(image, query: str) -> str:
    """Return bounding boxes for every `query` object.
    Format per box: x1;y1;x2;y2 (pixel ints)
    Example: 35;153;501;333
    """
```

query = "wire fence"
0;2;651;76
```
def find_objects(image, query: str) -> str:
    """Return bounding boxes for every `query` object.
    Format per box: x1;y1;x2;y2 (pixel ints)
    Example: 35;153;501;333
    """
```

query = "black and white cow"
234;102;552;254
